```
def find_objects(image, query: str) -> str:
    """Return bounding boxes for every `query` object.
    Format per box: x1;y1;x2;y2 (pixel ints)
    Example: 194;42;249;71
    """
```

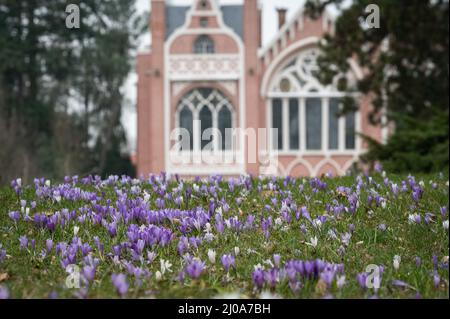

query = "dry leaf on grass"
0;273;9;282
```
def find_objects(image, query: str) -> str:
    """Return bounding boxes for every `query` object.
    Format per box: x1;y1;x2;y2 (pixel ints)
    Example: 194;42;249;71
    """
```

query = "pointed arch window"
267;48;359;153
176;88;235;152
194;35;215;54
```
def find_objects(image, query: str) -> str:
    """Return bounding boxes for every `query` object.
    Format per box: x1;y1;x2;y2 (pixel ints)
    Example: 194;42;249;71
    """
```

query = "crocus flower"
221;254;236;272
82;266;96;283
0;285;9;299
19;236;28;250
8;211;20;222
208;249;216;264
185;259;206;279
415;256;422;267
305;236;318;248
155;271;162;282
264;268;279;288
273;254;281;268
0;249;6;263
433;272;440;288
111;274;129;297
356;273;368;289
46;239;54;253
252;268;265;289
147;251;156;264
336;275;346;289
393;255;401;270
107;223;117;238
160;259;172;275
391;279;413;289
440;206;448;217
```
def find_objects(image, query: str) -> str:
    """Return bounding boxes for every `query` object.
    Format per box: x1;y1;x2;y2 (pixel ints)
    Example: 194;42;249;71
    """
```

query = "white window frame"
175;88;236;154
267;48;361;156
193;35;215;54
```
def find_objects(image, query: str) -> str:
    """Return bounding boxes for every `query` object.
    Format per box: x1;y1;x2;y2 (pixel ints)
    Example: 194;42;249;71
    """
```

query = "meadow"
0;169;448;299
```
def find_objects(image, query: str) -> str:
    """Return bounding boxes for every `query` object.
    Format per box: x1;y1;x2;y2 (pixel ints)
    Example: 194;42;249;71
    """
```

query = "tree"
0;0;145;184
305;0;449;173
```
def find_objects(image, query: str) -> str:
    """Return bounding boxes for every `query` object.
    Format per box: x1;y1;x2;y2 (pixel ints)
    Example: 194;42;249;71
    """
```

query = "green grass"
0;173;448;299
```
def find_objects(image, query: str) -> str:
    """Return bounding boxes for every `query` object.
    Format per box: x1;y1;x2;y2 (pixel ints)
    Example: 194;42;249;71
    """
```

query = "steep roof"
165;5;244;40
166;6;190;40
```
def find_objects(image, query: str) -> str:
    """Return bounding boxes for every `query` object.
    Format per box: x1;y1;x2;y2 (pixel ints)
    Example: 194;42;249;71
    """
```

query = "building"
136;0;386;177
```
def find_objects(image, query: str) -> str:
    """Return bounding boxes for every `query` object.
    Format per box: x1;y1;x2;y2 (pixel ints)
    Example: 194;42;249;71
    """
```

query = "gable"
165;5;244;40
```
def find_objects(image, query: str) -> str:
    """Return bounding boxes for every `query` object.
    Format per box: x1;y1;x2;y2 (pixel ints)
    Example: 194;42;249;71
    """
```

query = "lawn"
0;170;448;299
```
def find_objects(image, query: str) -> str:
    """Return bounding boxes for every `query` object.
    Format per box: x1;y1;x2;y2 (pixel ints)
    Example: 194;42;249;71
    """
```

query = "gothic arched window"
176;88;234;152
194;35;215;54
267;48;358;153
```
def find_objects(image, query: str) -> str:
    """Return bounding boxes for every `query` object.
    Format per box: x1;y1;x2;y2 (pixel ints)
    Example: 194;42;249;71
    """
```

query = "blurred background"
0;0;448;185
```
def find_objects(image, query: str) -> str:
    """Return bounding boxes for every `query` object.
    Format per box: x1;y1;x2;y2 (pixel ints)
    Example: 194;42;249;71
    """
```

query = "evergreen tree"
0;0;145;184
305;0;449;173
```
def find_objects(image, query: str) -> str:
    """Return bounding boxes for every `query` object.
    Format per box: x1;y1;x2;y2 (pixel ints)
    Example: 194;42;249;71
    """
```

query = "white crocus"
143;191;150;203
160;259;172;274
393;255;401;270
274;217;282;226
73;226;80;236
408;214;417;224
208;249;216;264
443;220;449;230
313;219;322;229
306;236;318;248
204;222;212;233
155;270;162;282
341;233;352;246
336;275;346;289
234;246;240;256
263;259;274;268
45;179;51;187
204;232;215;242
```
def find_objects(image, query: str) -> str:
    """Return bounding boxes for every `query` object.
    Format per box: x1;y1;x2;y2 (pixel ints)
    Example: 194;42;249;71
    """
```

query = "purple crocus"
252;268;265;289
433;272;440;288
111;273;129;297
19;236;28;250
221;254;236;272
264;268;279;288
391;279;412;289
93;236;104;254
8;211;20;222
356;273;368;289
415;256;422;267
107;223;117;238
273;254;281;268
0;249;6;263
82;266;96;283
46;239;54;253
440;206;448;217
81;243;91;256
147;251;156;264
185;259;206;279
0;285;9;299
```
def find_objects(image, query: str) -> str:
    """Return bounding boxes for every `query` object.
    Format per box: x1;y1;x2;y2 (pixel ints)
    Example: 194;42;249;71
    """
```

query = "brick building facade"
136;0;385;177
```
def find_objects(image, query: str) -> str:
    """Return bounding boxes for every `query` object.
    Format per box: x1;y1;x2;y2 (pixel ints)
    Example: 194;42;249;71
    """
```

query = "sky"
123;0;307;153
